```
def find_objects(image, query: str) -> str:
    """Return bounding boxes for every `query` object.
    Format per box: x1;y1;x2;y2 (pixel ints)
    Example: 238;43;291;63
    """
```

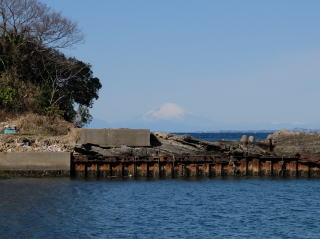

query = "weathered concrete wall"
78;129;150;147
0;152;70;172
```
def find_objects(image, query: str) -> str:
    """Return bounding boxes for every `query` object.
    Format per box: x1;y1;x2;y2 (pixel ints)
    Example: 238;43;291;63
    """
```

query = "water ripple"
1;178;320;238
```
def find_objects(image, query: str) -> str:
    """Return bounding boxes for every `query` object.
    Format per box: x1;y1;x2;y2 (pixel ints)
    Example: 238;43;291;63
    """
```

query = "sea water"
1;132;319;239
0;178;320;239
174;132;272;141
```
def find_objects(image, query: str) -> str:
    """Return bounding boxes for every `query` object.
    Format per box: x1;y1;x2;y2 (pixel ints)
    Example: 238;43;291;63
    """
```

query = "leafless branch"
0;0;83;48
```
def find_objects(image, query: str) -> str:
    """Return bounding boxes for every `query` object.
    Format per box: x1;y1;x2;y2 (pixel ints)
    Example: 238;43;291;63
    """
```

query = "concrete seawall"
77;128;150;147
0;152;71;176
0;152;319;178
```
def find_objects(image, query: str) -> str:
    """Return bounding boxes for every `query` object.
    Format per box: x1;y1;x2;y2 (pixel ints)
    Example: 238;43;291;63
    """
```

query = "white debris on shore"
0;135;74;153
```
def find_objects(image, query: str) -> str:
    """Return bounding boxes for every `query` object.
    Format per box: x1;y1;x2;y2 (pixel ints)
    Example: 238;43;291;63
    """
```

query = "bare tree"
39;54;87;107
0;0;83;48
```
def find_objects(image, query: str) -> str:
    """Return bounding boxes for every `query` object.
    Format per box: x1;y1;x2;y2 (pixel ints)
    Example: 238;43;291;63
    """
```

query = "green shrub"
0;86;16;107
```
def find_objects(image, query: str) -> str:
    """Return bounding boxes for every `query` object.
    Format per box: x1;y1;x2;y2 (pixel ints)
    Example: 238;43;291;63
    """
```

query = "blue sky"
42;0;320;131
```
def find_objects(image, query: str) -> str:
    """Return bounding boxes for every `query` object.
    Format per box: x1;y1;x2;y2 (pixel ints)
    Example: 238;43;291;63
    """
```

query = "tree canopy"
0;0;102;127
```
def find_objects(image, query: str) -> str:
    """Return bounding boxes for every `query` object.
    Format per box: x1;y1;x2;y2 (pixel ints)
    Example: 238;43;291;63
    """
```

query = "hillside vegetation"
0;0;102;128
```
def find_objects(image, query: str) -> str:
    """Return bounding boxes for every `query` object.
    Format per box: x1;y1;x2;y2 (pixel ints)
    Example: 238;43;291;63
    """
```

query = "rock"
267;130;296;139
240;135;248;144
263;130;320;158
248;136;255;143
75;132;270;159
153;132;170;139
22;138;31;146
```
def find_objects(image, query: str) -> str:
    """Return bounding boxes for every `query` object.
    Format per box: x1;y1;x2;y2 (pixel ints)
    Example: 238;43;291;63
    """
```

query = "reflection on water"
1;178;320;239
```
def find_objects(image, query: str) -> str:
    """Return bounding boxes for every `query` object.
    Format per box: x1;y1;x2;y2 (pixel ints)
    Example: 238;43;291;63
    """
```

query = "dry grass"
66;128;81;144
0;109;15;122
11;113;74;136
0;113;80;152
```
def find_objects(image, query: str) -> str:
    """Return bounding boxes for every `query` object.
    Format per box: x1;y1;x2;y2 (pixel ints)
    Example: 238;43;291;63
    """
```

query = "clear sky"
42;0;320;131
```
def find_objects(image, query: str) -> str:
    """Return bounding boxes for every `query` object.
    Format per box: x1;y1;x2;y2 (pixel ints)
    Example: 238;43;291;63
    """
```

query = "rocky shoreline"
70;130;320;178
73;130;320;163
2;130;320;162
2;129;320;178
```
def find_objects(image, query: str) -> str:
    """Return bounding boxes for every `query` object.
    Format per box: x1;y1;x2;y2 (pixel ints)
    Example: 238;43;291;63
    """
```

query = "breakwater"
0;152;319;178
2;129;320;178
71;154;320;178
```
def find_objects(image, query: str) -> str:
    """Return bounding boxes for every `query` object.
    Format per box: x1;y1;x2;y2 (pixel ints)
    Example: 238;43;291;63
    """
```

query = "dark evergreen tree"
0;0;102;126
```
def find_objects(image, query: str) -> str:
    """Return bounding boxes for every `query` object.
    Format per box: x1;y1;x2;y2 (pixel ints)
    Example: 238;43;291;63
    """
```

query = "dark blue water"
1;178;320;239
174;132;273;141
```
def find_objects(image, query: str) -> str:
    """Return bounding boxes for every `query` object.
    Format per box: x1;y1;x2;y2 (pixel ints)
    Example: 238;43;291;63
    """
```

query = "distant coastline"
172;128;319;134
173;131;273;141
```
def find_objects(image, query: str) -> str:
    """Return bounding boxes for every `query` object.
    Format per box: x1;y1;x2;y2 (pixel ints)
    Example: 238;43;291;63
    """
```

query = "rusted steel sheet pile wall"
72;155;320;178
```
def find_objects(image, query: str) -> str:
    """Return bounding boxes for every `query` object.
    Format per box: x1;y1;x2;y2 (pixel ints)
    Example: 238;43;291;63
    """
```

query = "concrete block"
77;128;150;147
0;152;70;171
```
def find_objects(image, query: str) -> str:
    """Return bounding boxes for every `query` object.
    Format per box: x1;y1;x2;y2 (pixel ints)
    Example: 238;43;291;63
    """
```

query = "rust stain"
71;155;320;178
260;160;272;176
